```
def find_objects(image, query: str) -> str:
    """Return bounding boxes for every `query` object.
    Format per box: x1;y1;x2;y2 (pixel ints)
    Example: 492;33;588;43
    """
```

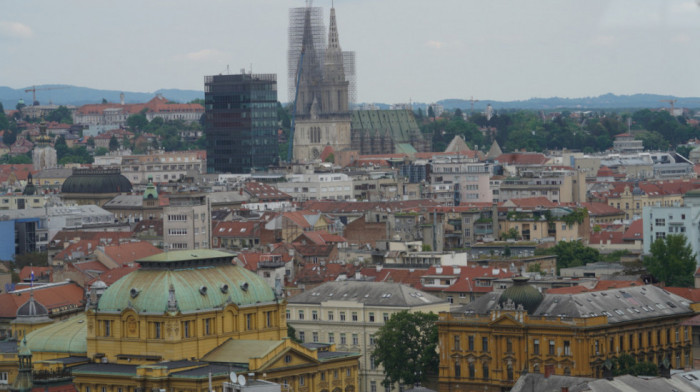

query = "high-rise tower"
292;5;352;162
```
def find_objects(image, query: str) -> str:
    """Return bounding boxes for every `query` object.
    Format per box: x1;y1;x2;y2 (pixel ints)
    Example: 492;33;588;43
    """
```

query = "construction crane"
287;47;305;163
660;99;677;115
24;85;69;106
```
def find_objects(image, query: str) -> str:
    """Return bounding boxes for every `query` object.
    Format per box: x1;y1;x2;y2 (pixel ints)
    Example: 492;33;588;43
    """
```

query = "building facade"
163;193;211;250
204;73;278;173
287;281;449;392
292;6;352;162
437;280;697;392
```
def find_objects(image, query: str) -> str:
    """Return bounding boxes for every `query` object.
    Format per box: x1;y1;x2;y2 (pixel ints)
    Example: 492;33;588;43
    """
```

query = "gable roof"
100;241;162;266
213;221;261;238
0;282;84;319
287;281;447;307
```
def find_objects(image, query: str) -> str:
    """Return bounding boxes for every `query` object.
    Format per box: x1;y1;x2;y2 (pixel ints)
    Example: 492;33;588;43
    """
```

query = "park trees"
644;234;696;287
372;311;439;387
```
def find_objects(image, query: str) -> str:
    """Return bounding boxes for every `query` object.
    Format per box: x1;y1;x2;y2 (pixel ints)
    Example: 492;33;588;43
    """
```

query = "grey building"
204;73;278;174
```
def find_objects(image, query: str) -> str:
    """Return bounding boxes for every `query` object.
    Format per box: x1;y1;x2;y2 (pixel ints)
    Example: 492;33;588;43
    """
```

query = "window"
482;363;489;380
564;340;571;356
549;340;555;355
506;338;512;353
352;333;359;345
340;312;346;321
507;365;514;381
534;339;540;355
655;218;666;226
299;331;305;342
183;321;191;338
246;314;253;330
321;372;326;381
370;357;376;370
628;335;633;350
454;335;461;350
352;312;358;321
312;310;318;320
468;336;474;351
468;363;475;379
153;322;162;339
482;337;488;352
369;334;375;345
205;318;211;335
369;312;375;322
371;381;377;392
299;375;305;386
103;320;111;337
347;368;351;377
313;332;319;342
328;311;334;321
383;312;389;322
340;333;347;345
298;310;304;320
267;311;272;327
286;310;290;320
594;340;599;355
329;333;335;343
454;362;461;378
0;372;7;384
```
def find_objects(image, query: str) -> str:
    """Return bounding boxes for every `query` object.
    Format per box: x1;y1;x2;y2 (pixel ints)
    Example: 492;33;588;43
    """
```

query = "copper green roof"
498;277;543;314
202;339;283;364
61;167;132;194
137;249;234;264
97;259;276;313
25;313;87;355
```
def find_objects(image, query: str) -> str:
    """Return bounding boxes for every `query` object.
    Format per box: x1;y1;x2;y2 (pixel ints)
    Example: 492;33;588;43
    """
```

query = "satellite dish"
238;375;247;386
230;371;237;383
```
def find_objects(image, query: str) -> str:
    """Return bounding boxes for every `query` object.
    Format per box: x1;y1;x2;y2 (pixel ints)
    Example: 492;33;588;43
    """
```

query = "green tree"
612;353;658;377
109;135;119;151
677;145;694;159
45;105;73;124
428;106;435;120
94;147;109;156
86;137;95;148
372;311;438;387
54;135;69;160
0;103;9;131
287;324;302;344
526;263;542;273
537;240;599;272
12;252;49;268
127;113;148;130
644;234;696;287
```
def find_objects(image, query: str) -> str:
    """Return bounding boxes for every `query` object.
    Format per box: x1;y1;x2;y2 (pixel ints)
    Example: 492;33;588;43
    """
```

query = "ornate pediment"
488;314;523;328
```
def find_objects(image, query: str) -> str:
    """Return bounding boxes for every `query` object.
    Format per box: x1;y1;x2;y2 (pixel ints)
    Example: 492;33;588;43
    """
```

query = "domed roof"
97;250;276;313
61;167;132;194
25;313;87;355
498;277;543;314
16;295;49;319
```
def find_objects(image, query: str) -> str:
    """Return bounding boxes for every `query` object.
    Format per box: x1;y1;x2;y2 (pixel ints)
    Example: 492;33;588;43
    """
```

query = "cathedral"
292;5;352;162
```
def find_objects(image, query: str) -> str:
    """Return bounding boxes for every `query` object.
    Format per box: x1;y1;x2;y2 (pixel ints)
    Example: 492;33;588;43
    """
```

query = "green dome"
97;250;276;314
25;313;87;355
498;277;543;314
61;167;132;194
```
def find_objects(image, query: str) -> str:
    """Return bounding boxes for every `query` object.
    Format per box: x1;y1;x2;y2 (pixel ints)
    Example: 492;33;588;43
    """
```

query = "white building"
642;190;700;266
277;173;354;201
163;193;211;250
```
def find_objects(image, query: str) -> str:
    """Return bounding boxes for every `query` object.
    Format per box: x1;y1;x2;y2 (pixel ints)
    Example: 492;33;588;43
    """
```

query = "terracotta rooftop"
0;282;84;319
101;241;162;266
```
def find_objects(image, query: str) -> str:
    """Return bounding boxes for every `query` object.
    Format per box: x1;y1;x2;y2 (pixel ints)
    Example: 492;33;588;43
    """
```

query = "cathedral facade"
292;6;352;162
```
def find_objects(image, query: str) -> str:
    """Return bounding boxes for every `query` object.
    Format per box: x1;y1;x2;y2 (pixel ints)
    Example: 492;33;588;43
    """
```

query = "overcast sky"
2;0;699;103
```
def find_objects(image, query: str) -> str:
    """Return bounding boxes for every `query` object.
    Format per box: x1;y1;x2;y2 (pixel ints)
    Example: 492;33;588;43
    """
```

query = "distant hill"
2;85;699;112
433;93;700;111
0;84;204;110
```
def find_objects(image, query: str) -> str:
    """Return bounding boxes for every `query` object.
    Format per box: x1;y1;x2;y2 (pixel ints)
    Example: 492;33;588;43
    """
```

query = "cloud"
184;48;226;61
425;40;446;49
671;33;691;43
590;35;617;46
0;21;33;38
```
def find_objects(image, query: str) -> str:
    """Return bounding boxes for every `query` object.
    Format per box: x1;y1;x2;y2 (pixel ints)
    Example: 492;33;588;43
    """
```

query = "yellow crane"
24;85;70;105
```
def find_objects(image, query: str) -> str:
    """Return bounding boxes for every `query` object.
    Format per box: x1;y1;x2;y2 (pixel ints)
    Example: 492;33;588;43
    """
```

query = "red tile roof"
589;231;624;245
213;221;260;238
244;181;292;202
19;266;52;282
581;202;623;216
0;164;36;183
49;231;132;249
53;240;100;261
664;287;700;302
622;219;643;241
88;264;139;286
495;153;548;165
547;280;644;294
296;231;347;245
101;241;162;266
0;282;84;319
302;200;440;214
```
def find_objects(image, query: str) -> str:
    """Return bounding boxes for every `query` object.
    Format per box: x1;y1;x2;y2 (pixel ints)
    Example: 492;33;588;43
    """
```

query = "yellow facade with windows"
437;284;698;392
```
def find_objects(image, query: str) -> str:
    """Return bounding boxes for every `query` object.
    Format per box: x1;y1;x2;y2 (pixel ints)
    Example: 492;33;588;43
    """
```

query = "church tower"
292;5;352;162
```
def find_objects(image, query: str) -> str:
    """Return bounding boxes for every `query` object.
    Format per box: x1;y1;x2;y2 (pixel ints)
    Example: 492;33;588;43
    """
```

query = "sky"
1;0;700;103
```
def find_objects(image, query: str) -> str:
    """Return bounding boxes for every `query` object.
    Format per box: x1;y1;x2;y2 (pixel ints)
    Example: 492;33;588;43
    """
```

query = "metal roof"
287;281;447;307
25;313;87;355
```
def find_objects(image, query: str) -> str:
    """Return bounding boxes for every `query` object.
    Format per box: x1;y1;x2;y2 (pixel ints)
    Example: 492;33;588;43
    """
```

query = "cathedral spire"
327;6;341;50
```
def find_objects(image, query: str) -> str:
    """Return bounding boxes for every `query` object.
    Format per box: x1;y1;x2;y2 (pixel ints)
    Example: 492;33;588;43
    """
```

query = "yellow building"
437;278;698;392
500;207;590;243
20;250;360;392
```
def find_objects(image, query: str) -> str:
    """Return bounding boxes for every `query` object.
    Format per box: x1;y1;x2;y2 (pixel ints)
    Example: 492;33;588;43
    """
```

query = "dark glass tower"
204;73;278;173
